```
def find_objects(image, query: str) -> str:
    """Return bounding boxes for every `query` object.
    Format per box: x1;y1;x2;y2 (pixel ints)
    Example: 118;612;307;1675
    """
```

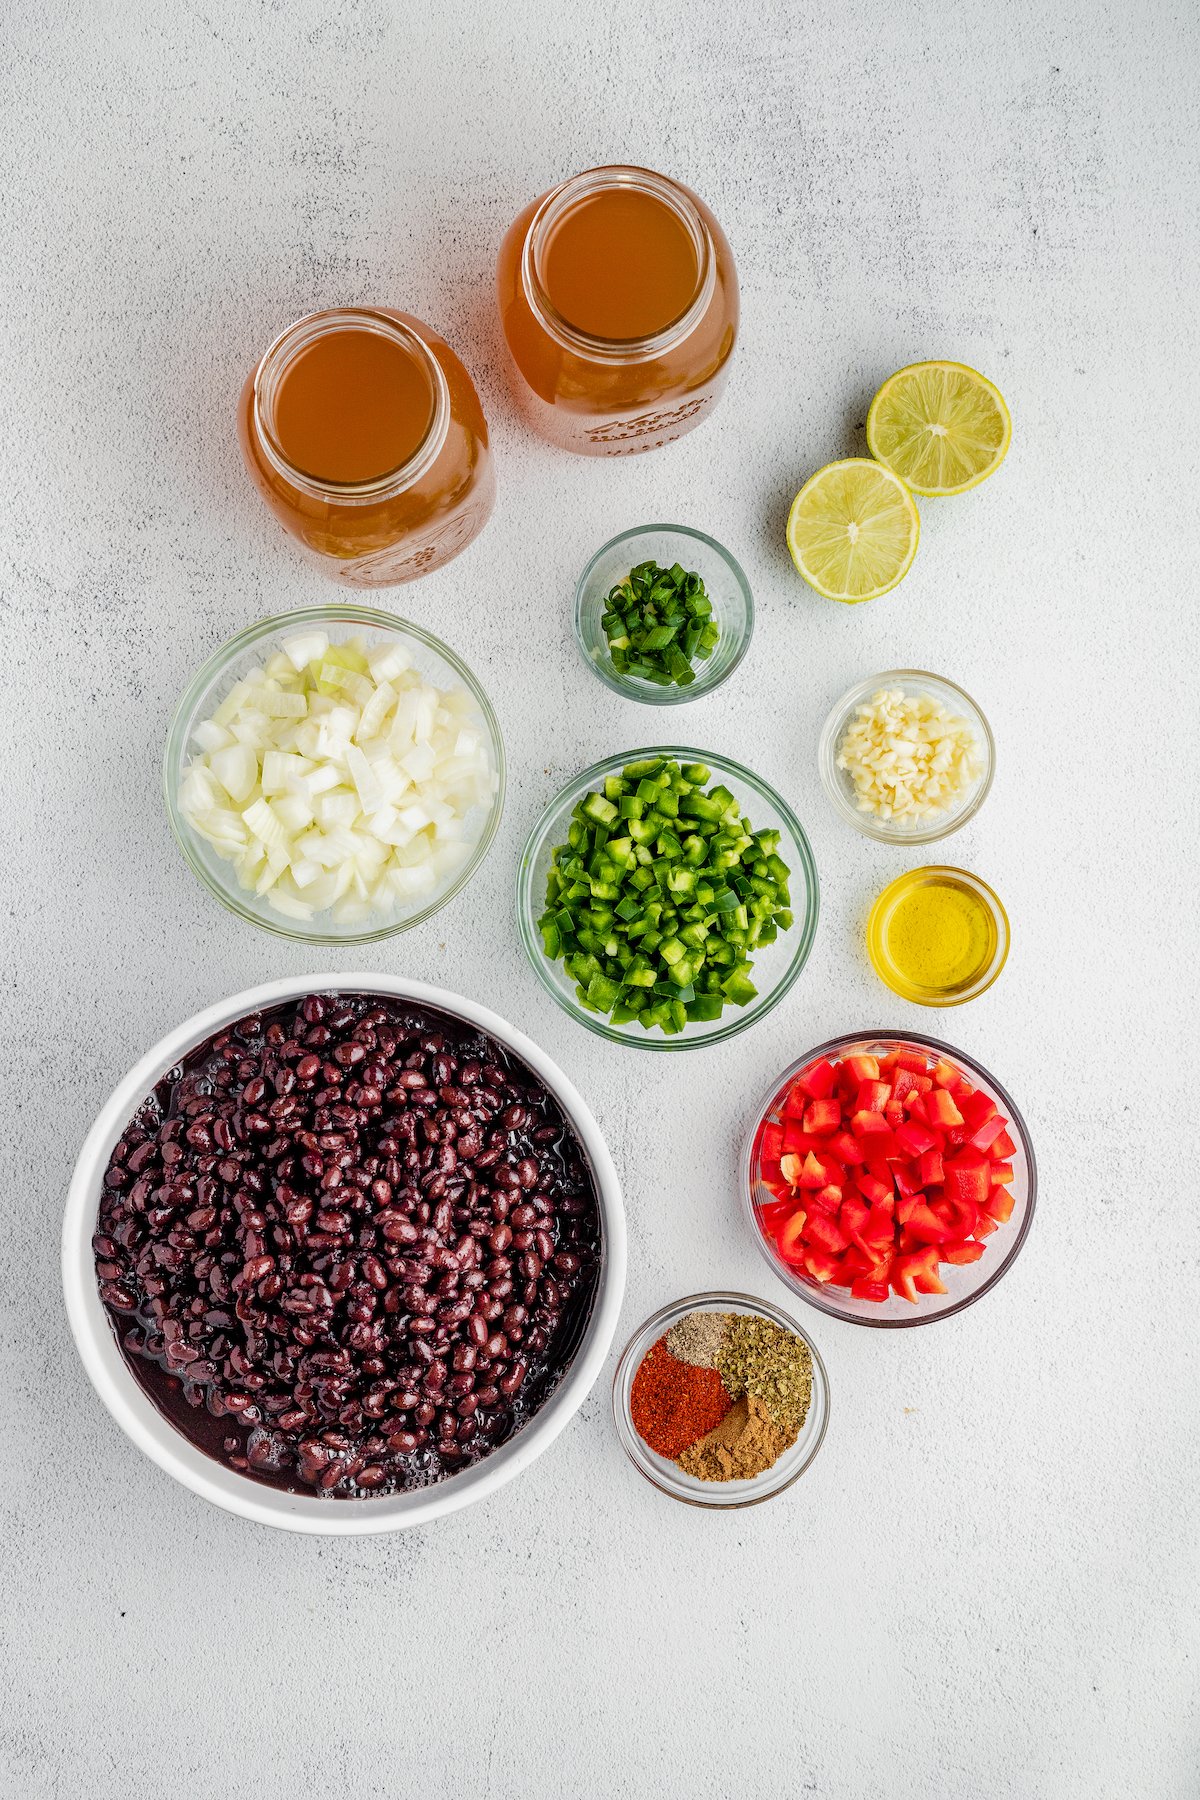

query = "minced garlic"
835;687;983;823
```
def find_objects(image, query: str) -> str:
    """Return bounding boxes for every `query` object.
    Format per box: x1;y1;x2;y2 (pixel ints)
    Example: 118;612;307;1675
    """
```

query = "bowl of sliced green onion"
573;525;754;704
517;748;819;1049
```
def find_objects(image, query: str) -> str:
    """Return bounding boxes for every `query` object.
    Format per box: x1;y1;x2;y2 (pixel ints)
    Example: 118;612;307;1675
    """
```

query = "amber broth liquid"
538;185;700;340
272;326;436;484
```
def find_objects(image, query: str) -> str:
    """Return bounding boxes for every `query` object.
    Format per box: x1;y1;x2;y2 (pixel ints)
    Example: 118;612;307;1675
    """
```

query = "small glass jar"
238;307;495;586
496;165;739;456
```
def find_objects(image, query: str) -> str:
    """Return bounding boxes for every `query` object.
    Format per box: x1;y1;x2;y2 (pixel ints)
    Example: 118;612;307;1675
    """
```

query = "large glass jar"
496;166;739;456
238;307;494;585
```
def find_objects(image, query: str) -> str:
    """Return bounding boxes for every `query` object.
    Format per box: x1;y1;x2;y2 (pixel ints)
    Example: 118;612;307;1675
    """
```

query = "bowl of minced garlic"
819;669;994;845
612;1292;830;1507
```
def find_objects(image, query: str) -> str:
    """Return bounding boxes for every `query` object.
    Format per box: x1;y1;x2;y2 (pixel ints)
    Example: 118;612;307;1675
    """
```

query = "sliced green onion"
601;561;720;689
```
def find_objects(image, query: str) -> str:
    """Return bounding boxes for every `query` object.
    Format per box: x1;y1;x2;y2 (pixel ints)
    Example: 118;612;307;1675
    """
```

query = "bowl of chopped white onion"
165;606;505;941
817;669;994;846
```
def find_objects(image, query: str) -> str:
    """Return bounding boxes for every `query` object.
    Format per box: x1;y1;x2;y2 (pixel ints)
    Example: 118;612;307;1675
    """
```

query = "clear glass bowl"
612;1291;830;1508
516;746;819;1050
574;525;753;705
867;866;1010;1006
742;1032;1036;1327
818;669;994;844
164;604;505;944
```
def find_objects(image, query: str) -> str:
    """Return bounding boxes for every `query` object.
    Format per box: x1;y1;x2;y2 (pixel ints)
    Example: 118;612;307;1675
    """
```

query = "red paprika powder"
629;1335;732;1459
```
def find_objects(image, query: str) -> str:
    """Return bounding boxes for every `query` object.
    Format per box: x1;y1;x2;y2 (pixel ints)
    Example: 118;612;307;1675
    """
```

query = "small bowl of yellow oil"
867;867;1009;1006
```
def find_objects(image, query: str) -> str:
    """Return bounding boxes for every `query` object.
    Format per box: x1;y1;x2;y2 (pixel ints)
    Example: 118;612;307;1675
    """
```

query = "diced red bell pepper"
895;1195;920;1227
964;1108;1007;1152
943;1156;990;1205
805;1211;848;1254
782;1120;820;1155
803;1098;842;1135
960;1090;997;1133
860;1204;895;1246
974;1213;999;1237
983;1187;1015;1223
991;1127;1017;1159
760;1122;784;1163
932;1058;960;1089
798;1057;837;1099
895;1050;929;1074
892;1065;933;1102
779;1153;802;1188
839;1194;871;1236
884;1103;906;1131
895;1119;938;1158
850;1109;893;1142
830;1128;866;1166
953;1077;975;1101
798;1152;830;1190
917;1148;944;1188
850;1277;890;1302
838;1245;877;1280
906;1201;950;1245
811;1184;844;1214
803;1247;840;1284
757;1198;793;1232
843;1053;880;1084
930;1196;979;1240
990;1161;1015;1185
907;1090;930;1123
891;1251;926;1303
782;1084;809;1119
893;1245;948;1300
893;1162;922;1199
926;1088;964;1129
855;1170;892;1206
855;1080;892;1113
776;1209;808;1263
942;1239;986;1264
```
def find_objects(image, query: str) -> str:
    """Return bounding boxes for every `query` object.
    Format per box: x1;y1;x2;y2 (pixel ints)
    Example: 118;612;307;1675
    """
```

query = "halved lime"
866;361;1011;496
786;459;920;603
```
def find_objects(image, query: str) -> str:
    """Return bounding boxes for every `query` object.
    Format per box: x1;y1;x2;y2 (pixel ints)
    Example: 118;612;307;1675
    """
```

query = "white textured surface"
3;1;1198;1795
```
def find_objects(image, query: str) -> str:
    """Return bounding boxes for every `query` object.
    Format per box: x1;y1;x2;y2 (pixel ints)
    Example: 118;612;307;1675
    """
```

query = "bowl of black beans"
64;976;626;1532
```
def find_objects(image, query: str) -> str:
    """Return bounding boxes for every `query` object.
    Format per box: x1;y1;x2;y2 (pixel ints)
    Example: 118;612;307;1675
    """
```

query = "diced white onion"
179;633;497;925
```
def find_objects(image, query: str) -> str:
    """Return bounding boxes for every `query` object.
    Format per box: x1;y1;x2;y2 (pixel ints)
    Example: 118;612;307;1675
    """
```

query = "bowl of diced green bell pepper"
573;525;754;704
516;748;820;1048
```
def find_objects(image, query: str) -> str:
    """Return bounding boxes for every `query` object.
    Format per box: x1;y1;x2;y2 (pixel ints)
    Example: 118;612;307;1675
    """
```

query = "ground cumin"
676;1392;792;1482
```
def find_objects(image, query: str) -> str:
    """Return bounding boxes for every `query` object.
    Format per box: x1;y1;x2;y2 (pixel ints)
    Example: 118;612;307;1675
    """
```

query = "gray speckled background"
3;0;1198;1795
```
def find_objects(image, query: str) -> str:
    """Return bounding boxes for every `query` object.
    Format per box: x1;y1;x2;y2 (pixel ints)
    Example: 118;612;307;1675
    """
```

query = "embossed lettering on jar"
238;308;495;586
496;166;739;456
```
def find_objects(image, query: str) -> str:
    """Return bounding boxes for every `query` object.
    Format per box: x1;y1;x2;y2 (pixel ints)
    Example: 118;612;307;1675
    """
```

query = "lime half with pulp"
866;361;1011;496
786;458;920;603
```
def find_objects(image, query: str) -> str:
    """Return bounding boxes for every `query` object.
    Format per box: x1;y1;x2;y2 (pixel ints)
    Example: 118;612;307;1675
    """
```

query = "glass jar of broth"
238;307;494;585
496;165;739;456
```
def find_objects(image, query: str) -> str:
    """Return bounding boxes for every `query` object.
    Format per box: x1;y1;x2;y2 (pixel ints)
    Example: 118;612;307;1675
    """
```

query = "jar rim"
251;308;451;506
521;166;716;363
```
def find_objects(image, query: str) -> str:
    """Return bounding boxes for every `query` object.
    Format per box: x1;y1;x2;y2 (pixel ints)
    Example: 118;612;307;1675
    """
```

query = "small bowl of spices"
574;525;754;705
611;1291;830;1507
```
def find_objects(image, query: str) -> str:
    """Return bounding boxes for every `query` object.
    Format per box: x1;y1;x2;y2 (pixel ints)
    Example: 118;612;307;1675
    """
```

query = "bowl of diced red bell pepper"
742;1033;1035;1326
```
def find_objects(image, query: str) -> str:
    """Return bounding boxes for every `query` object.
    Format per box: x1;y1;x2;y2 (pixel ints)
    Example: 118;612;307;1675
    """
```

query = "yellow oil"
867;868;1007;1005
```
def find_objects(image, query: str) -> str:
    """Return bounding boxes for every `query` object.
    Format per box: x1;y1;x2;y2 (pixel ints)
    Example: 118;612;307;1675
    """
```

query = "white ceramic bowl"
63;973;627;1534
